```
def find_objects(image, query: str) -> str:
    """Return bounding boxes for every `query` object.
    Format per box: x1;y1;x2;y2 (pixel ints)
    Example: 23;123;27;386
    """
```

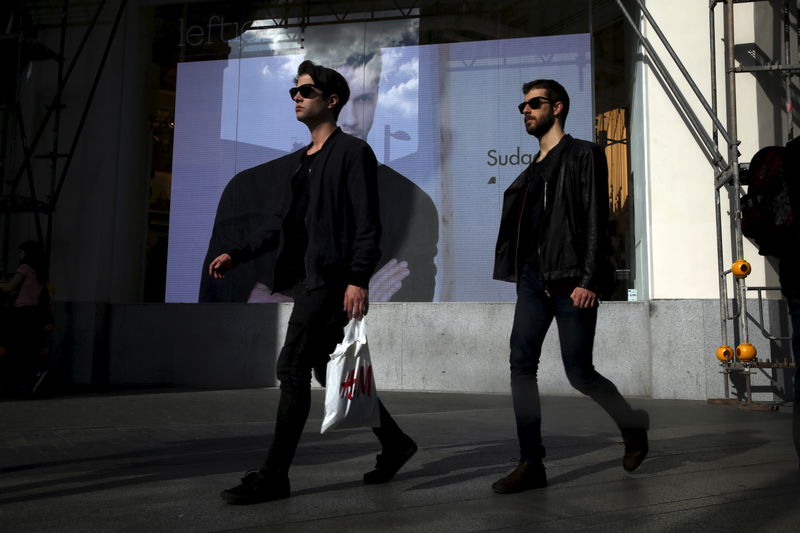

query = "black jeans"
261;279;404;477
509;265;645;461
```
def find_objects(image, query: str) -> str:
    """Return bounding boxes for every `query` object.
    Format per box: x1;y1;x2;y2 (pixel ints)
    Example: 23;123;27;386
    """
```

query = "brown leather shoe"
622;428;649;472
491;461;547;493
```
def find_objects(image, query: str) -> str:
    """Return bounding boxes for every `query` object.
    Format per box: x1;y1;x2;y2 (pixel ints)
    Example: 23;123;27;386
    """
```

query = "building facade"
2;0;797;399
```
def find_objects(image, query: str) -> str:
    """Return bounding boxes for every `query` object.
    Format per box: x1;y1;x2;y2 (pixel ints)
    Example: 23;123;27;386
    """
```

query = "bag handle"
342;317;368;345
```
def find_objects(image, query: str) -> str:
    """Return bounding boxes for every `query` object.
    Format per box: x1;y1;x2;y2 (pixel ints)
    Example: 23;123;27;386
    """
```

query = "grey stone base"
52;299;795;401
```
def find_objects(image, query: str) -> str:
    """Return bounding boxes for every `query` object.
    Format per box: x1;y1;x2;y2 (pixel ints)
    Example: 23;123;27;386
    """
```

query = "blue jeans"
788;298;800;462
510;265;645;461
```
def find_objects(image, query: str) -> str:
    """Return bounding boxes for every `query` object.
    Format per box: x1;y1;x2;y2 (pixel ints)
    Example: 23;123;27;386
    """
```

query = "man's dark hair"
295;60;350;120
522;79;570;125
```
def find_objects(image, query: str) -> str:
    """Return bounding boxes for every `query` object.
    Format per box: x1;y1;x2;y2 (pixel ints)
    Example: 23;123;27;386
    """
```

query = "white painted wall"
637;0;791;299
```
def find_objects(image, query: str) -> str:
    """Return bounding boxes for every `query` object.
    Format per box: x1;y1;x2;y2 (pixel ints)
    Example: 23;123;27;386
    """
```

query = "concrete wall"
54;299;795;401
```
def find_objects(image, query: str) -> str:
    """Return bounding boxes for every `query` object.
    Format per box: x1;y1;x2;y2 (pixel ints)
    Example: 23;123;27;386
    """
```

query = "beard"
526;112;556;138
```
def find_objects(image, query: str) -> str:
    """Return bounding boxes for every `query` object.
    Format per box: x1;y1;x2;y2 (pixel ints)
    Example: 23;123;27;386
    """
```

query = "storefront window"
145;1;637;302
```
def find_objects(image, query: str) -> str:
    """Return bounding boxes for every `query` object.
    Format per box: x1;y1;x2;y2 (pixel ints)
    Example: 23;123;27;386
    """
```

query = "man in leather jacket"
209;61;417;505
491;79;649;493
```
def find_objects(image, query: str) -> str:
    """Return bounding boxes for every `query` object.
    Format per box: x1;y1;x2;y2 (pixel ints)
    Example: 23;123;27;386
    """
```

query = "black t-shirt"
520;137;566;268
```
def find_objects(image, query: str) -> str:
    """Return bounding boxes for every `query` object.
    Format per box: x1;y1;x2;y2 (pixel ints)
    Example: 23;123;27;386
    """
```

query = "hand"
208;253;233;279
570;287;597;308
368;258;410;302
343;284;369;320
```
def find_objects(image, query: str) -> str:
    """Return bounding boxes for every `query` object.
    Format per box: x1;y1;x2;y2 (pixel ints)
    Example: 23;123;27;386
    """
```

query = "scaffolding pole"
0;0;124;267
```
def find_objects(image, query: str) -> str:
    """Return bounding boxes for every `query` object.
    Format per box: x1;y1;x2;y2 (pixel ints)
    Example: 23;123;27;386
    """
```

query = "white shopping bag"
321;318;381;433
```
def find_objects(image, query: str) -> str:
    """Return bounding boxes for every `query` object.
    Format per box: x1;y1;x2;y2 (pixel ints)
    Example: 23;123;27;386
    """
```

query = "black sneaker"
621;410;650;472
220;471;290;505
491;461;547;493
363;436;418;484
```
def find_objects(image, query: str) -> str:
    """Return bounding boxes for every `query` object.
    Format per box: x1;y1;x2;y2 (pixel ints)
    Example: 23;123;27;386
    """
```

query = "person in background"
740;137;800;467
0;240;53;392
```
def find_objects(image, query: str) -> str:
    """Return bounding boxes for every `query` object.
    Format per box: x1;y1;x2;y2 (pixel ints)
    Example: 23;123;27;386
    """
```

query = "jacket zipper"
544;181;547;211
513;187;528;282
540;181;550;296
538;181;548;281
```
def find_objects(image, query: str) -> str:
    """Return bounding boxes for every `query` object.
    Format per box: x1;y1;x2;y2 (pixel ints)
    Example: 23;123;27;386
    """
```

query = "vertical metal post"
710;2;728;347
710;2;733;399
716;187;731;397
724;0;750;399
45;0;70;257
710;2;719;148
1;0;27;275
784;1;793;142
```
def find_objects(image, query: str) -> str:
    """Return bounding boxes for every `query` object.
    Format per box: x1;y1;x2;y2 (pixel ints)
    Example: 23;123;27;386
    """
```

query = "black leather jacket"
493;135;613;293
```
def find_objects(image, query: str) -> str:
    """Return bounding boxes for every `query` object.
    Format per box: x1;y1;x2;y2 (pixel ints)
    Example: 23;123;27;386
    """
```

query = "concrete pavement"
1;388;799;532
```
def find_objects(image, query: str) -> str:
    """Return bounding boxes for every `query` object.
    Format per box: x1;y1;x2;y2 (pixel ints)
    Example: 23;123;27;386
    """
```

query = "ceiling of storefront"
19;0;627;39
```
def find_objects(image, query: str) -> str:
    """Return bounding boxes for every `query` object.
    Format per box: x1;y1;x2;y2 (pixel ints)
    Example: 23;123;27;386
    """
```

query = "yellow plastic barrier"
736;342;757;362
716;345;734;362
732;259;751;278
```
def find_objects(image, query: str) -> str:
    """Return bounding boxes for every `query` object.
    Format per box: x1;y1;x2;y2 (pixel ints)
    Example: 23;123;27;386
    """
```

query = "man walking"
492;79;649;493
209;60;417;505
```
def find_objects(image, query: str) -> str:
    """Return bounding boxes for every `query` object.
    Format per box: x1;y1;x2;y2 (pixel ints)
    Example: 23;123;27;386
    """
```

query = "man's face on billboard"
337;62;380;141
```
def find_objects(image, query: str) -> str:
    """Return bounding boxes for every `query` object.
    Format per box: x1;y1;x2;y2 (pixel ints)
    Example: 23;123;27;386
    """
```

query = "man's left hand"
344;285;369;319
570;287;597;308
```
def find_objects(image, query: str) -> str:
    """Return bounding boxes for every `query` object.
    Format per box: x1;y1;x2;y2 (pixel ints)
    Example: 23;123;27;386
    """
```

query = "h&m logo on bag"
340;365;374;400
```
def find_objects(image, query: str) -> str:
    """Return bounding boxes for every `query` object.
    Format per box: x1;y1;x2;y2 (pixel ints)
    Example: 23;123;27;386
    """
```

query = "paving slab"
1;389;799;532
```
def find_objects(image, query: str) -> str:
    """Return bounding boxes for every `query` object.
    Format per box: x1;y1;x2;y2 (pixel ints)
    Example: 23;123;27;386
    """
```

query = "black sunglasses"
289;84;323;99
517;96;554;114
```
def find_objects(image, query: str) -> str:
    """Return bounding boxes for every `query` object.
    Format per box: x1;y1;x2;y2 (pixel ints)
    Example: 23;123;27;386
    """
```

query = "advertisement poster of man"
167;27;594;303
197;21;438;303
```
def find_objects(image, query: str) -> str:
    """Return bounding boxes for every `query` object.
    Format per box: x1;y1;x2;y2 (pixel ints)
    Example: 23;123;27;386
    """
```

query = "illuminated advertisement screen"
166;32;592;302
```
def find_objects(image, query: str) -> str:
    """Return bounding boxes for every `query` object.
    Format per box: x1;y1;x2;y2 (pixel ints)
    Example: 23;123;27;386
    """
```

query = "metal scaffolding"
711;0;799;408
616;0;798;407
0;0;126;273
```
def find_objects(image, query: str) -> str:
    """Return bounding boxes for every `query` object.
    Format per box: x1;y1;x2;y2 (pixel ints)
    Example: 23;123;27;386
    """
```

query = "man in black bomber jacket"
209;60;417;505
491;79;650;494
